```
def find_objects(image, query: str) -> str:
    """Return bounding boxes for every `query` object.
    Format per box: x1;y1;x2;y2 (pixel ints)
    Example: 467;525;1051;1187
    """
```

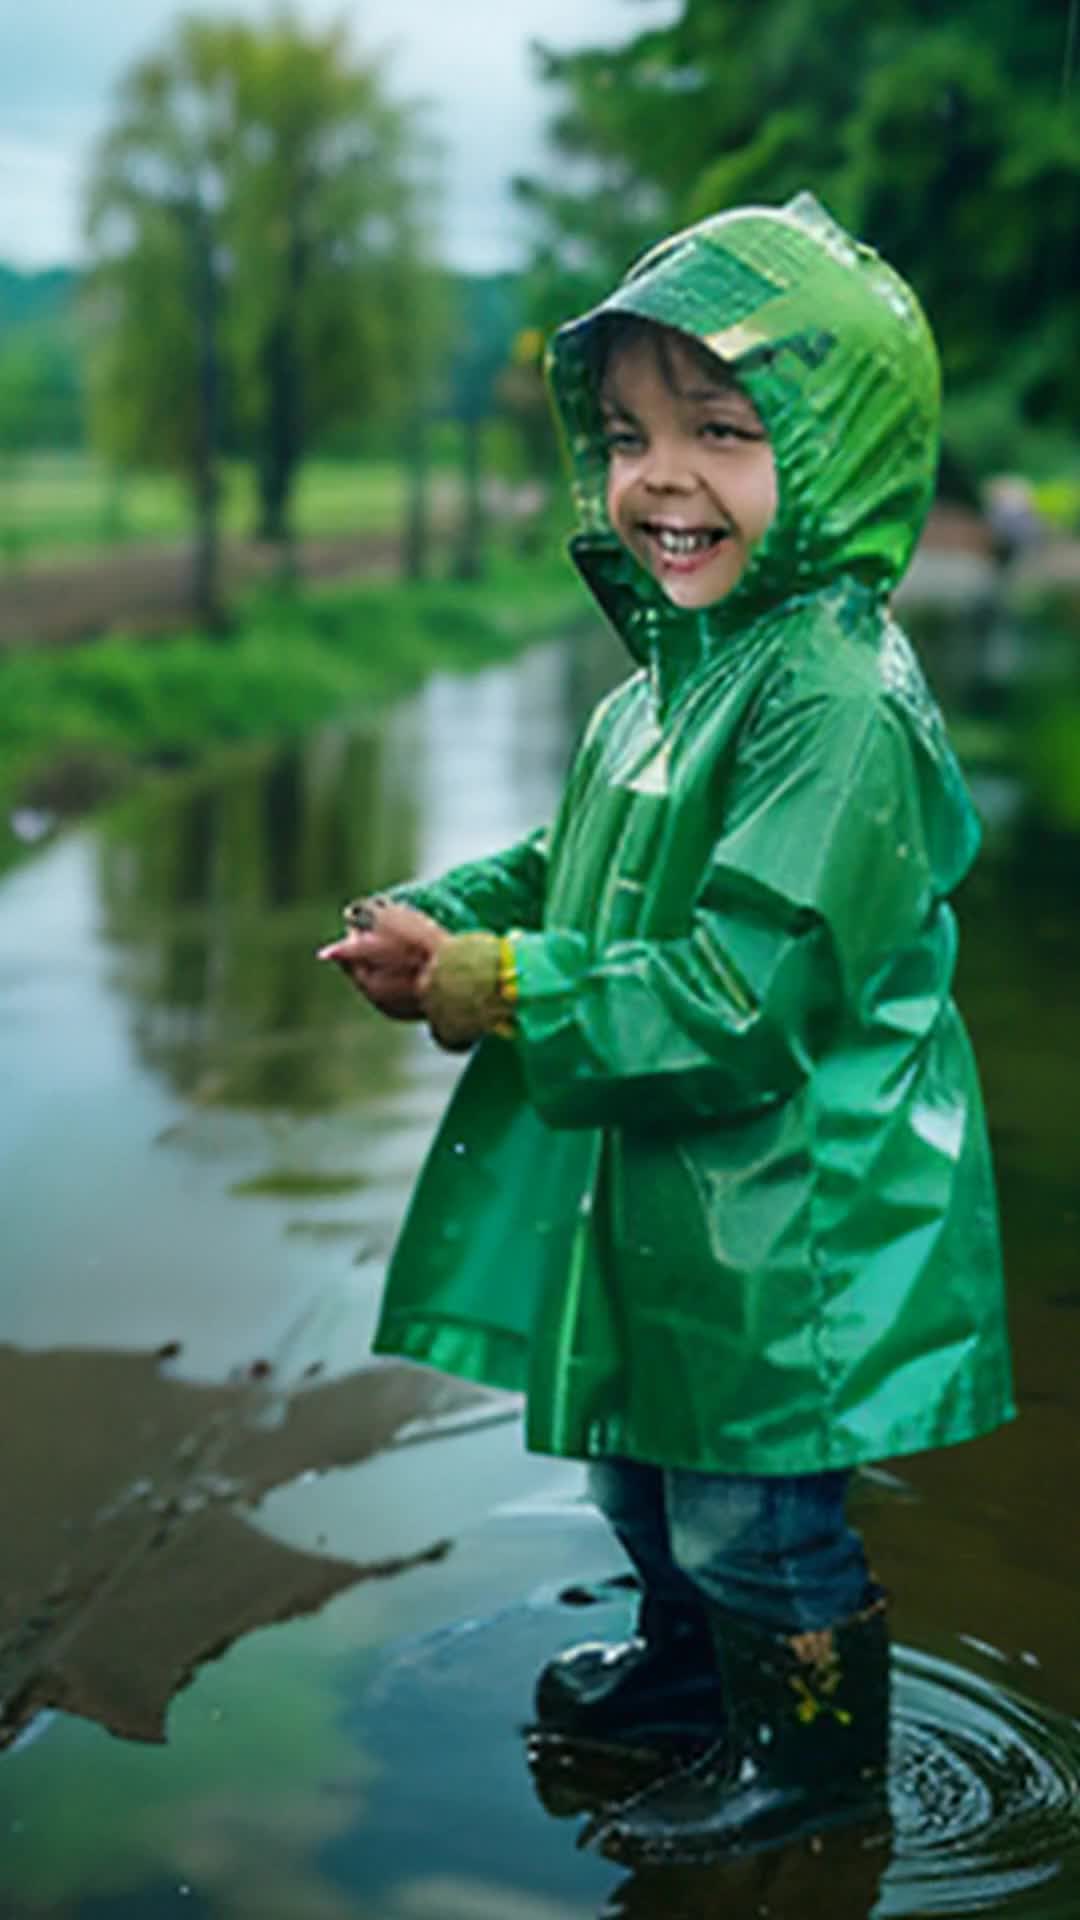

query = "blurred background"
0;0;1078;826
2;8;1080;1920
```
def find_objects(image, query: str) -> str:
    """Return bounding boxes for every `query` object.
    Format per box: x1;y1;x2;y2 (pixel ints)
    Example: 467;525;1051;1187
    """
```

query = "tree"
85;20;238;628
221;16;441;560
516;0;1080;470
84;12;442;619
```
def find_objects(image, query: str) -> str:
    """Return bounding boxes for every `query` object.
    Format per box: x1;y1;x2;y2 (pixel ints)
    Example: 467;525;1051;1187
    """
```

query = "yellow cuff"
494;935;519;1035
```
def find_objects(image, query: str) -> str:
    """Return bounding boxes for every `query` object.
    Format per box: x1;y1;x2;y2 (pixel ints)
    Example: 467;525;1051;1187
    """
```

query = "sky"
0;0;677;274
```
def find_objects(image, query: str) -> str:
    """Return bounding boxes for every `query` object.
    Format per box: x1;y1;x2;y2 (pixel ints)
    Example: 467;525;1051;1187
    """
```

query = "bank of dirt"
0;529;403;650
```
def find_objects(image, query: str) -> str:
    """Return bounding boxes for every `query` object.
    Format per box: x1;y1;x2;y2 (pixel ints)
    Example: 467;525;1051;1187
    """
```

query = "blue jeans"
588;1457;871;1635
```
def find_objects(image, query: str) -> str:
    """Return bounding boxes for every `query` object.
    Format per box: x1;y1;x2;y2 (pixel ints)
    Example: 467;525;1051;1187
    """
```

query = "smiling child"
320;192;1014;1856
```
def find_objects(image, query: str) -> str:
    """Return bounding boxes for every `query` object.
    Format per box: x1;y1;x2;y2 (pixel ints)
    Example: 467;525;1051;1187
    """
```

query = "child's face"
601;331;777;611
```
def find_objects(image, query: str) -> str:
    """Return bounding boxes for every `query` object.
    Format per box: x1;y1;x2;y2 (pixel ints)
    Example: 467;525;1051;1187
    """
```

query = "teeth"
652;527;719;555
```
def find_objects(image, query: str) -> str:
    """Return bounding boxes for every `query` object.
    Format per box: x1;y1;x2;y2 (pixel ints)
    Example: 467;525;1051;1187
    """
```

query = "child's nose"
642;437;695;492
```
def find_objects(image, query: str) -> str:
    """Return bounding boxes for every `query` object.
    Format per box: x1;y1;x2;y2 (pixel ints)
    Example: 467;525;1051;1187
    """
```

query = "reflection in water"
598;1827;890;1919
96;722;424;1112
94;643;581;1115
0;1344;485;1751
0;638;597;1915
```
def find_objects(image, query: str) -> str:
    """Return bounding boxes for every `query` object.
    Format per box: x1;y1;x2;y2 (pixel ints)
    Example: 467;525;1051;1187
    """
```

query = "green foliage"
0;548;586;849
219;19;443;480
1024;696;1080;832
83;13;445;540
1033;478;1080;532
517;0;1080;471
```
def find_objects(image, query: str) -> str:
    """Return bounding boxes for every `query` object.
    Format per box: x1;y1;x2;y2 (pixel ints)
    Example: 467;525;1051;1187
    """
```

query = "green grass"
0;452;417;564
0;424;529;565
0;546;591;867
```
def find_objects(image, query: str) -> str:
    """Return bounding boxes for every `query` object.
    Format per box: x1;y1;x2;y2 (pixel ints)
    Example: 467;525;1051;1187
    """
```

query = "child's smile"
601;330;777;611
640;518;731;571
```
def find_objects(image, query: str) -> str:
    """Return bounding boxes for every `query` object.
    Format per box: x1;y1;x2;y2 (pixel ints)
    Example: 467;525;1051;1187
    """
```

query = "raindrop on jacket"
372;193;1015;1474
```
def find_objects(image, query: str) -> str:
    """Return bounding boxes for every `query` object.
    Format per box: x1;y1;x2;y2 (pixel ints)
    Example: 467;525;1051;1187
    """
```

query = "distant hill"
0;266;85;448
0;264;80;337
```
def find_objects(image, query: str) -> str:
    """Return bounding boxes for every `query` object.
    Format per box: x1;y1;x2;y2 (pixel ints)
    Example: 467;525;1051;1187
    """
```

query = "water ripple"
585;1644;1080;1916
879;1645;1080;1916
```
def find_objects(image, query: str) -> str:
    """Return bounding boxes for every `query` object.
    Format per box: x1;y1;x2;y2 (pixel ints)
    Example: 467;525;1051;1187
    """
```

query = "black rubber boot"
589;1593;890;1861
534;1589;727;1742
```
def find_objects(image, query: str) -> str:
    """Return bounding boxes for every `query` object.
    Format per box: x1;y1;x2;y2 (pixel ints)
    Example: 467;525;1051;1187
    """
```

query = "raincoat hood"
548;192;941;664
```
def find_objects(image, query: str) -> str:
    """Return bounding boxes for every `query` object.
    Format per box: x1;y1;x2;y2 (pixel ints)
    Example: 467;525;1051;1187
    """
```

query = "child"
319;192;1014;1849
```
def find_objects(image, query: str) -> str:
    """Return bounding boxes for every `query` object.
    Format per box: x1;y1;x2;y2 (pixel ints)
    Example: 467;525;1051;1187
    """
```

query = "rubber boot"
590;1592;890;1861
534;1588;727;1743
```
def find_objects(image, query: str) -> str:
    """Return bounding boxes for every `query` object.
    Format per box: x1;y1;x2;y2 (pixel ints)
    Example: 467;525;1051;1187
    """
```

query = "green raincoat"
372;193;1014;1474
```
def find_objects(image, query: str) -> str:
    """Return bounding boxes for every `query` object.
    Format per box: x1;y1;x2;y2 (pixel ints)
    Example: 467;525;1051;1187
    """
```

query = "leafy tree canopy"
517;0;1080;470
84;12;445;541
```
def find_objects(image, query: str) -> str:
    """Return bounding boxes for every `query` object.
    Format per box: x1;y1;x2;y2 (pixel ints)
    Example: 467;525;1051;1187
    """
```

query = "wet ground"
1;623;1078;1918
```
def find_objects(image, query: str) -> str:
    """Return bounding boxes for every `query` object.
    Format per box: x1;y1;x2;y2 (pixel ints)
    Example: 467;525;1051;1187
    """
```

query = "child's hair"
586;312;739;400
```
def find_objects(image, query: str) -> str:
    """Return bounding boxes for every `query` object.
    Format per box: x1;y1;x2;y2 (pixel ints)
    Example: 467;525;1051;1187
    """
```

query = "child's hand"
317;899;448;1020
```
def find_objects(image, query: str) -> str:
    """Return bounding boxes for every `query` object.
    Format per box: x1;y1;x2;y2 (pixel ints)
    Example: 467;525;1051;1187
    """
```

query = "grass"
0;544;591;869
0;452;415;564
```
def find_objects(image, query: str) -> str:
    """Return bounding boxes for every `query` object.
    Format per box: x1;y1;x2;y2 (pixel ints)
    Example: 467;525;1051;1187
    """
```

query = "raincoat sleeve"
386;827;549;935
506;688;940;1131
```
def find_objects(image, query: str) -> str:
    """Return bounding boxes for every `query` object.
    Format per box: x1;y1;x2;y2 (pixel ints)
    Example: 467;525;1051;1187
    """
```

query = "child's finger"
316;931;376;962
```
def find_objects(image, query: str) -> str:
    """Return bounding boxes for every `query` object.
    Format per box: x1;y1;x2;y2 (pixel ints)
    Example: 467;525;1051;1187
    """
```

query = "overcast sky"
0;0;677;273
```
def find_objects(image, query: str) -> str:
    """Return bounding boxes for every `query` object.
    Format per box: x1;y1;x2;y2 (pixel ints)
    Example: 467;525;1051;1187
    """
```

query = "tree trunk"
188;199;228;634
254;318;299;584
253;214;306;585
401;409;430;582
452;415;484;582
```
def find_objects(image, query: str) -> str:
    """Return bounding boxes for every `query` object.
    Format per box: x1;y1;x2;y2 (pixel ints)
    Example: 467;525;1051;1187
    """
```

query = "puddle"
1;625;1078;1917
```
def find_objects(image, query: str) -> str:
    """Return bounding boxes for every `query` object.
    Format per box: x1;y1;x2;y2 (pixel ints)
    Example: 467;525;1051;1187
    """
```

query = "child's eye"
602;427;643;455
700;420;760;445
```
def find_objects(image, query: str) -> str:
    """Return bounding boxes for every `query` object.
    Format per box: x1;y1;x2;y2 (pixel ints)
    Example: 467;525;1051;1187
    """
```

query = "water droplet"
452;1141;467;1155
